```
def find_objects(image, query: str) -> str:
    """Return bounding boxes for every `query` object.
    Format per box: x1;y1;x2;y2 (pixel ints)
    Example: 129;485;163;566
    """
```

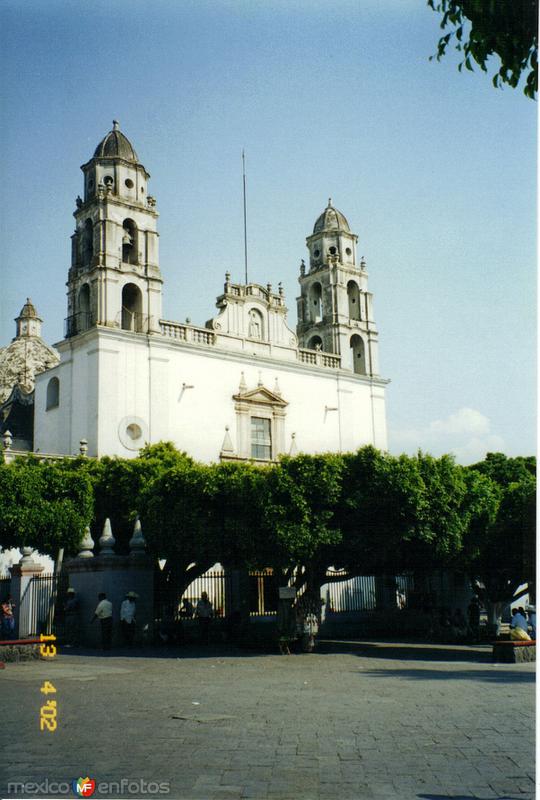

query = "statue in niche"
248;309;262;339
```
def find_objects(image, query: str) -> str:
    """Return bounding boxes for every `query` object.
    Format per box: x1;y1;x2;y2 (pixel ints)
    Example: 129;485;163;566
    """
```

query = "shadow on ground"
418;794;526;800
317;639;494;663
362;666;535;683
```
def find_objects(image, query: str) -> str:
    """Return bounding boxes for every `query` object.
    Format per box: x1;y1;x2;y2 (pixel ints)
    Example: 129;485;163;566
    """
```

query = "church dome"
313;199;350;233
93;120;139;162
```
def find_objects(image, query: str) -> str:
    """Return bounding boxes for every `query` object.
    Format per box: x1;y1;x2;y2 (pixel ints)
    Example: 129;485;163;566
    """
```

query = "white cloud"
390;407;505;465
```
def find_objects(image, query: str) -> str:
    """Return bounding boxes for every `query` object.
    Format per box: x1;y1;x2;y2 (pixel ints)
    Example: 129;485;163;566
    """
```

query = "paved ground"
0;640;535;800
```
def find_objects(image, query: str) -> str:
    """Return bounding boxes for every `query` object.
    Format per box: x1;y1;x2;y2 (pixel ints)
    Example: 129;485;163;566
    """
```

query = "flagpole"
242;149;248;285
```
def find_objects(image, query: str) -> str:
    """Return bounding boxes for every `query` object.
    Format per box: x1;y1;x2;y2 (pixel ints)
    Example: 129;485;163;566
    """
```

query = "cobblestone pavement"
0;640;535;800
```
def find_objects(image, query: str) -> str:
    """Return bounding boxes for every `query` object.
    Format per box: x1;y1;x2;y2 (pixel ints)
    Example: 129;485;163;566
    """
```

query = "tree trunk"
486;600;503;637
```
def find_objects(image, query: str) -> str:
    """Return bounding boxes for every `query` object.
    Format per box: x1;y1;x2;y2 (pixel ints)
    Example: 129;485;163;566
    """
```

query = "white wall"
35;327;388;461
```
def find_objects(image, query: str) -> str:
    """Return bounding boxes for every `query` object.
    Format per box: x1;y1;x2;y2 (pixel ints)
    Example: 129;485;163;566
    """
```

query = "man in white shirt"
120;591;138;647
91;592;113;650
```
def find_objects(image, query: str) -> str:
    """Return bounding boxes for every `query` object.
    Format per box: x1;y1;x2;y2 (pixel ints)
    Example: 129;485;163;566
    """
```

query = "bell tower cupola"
296;199;380;376
66;120;162;337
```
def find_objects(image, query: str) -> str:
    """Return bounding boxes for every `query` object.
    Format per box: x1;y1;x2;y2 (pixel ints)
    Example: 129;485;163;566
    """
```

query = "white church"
7;122;389;462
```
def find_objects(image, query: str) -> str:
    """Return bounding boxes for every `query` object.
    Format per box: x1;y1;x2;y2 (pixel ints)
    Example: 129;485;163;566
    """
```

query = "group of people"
158;593;214;645
510;606;536;641
1;595;16;639
90;590;139;650
61;588;139;650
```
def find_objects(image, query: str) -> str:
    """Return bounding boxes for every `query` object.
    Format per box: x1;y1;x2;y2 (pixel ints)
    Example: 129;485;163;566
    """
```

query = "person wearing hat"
120;591;138;647
91;592;113;650
63;588;80;647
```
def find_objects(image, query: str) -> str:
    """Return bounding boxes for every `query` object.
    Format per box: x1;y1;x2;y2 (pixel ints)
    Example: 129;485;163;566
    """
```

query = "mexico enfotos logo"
7;777;170;795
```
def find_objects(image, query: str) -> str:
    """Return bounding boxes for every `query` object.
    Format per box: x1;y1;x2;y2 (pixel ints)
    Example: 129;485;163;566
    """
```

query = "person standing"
63;588;80;647
91;592;113;650
120;591;138;647
527;606;536;640
1;595;16;640
467;596;481;642
195;592;213;644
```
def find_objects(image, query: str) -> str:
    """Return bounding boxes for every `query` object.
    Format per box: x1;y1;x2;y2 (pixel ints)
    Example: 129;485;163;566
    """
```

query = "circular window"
313;249;320;257
346;247;352;256
126;423;142;440
103;175;114;187
329;246;337;255
125;178;134;189
118;416;148;450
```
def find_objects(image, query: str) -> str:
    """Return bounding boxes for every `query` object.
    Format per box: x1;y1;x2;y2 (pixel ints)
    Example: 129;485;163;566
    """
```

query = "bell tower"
66;120;162;337
296;199;380;376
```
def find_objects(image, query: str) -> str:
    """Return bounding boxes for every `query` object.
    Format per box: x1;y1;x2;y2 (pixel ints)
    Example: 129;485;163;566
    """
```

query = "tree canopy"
0;445;535;612
428;0;538;99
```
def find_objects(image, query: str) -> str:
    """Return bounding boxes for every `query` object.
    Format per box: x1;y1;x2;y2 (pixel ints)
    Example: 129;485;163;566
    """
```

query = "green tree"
466;452;536;625
261;454;344;604
428;0;538;99
89;442;193;553
0;457;94;556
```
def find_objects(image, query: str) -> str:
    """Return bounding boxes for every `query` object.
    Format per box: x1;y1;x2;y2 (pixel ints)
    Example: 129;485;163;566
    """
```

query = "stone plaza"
0;640;535;800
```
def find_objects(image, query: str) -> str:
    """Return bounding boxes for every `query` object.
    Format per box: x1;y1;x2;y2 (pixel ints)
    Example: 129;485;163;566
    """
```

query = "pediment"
233;386;288;407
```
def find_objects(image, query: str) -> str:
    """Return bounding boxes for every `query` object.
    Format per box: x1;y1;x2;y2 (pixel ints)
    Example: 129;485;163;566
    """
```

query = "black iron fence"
321;572;415;613
180;569;231;618
18;572;68;637
155;566;417;627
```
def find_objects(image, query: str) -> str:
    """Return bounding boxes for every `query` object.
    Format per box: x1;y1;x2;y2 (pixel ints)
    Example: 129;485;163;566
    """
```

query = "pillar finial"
129;515;146;556
77;525;95;558
99;518;116;555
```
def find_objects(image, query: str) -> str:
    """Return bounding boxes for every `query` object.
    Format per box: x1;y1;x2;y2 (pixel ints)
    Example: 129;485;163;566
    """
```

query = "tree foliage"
0;445;534;612
428;0;538;99
0;457;94;555
465;452;536;603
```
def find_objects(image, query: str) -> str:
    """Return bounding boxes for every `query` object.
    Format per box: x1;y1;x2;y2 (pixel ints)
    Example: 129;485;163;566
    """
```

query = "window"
46;377;60;410
251;417;271;459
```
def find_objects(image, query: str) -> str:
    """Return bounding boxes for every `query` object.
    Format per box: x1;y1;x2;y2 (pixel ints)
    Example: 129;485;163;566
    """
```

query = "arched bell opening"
309;282;322;323
347;280;361;321
122;219;138;265
82;219;93;265
350;334;366;375
121;283;143;332
308;335;323;351
77;284;91;332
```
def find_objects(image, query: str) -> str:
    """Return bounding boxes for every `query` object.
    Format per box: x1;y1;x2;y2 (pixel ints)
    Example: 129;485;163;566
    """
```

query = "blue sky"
0;0;536;463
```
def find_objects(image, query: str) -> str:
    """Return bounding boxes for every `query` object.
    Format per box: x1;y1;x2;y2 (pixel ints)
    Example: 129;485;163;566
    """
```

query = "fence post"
9;551;44;639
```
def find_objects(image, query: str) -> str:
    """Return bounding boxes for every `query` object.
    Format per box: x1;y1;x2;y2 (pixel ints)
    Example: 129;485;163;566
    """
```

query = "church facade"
30;122;388;462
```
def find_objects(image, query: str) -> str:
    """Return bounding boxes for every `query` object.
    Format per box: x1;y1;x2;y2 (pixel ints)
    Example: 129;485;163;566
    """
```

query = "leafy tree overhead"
89;441;193;553
428;0;538;98
261;454;343;598
466;452;536;612
0;457;94;556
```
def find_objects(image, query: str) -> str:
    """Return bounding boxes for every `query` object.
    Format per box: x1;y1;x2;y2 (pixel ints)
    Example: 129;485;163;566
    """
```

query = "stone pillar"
9;549;44;638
